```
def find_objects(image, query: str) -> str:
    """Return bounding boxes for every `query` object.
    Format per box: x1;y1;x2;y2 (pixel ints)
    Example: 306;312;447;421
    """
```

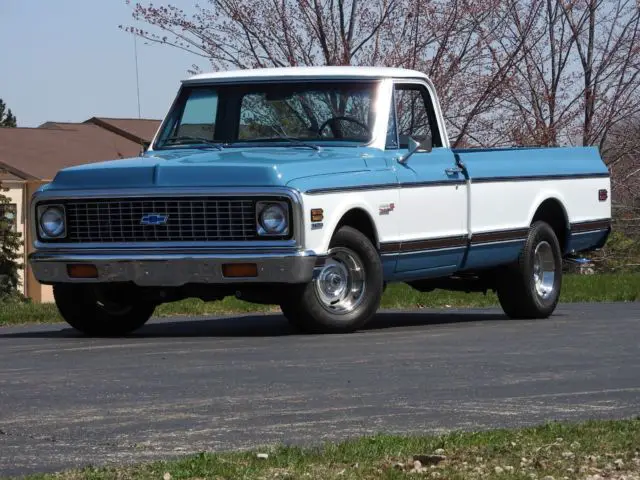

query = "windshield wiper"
266;126;322;151
163;135;224;150
275;137;322;151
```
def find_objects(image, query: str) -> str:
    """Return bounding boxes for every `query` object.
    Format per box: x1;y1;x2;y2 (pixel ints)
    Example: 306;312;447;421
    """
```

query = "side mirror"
398;135;432;164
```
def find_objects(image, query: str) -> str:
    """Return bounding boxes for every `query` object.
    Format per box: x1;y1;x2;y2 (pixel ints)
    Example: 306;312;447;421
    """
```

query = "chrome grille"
63;197;257;242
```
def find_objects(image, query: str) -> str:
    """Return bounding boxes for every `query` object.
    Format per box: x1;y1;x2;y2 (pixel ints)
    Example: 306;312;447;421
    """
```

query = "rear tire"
496;221;562;319
54;284;156;336
280;226;383;333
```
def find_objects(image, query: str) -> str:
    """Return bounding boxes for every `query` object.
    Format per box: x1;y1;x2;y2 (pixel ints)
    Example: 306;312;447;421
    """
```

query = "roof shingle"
84;117;161;144
0;123;154;181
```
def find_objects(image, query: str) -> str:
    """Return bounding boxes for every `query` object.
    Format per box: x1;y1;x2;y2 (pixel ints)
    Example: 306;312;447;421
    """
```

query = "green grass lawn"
1;273;638;327
19;418;640;479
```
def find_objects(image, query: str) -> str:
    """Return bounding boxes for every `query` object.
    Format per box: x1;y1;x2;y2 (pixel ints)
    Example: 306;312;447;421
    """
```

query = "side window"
393;84;441;149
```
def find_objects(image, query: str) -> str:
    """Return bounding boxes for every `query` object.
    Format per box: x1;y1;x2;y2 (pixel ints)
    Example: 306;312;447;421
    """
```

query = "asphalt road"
1;302;639;476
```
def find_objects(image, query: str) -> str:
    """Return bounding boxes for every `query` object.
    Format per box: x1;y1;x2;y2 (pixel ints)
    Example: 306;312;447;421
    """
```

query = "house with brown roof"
0;117;161;302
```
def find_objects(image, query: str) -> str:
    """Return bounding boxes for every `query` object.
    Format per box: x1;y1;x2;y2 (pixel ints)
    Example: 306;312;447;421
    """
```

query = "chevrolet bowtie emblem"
140;214;169;226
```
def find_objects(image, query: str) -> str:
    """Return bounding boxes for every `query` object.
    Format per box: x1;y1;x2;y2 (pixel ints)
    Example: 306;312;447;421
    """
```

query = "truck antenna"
133;32;142;119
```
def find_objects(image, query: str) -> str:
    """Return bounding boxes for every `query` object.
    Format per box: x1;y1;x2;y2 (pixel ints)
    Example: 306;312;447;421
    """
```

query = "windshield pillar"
370;79;394;151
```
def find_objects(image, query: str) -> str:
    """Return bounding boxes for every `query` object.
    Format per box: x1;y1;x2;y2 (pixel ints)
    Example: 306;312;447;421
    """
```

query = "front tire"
54;284;156;336
280;226;383;333
496;221;563;319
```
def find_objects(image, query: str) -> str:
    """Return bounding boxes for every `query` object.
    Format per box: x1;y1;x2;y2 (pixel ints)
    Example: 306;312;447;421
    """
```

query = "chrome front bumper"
29;249;318;286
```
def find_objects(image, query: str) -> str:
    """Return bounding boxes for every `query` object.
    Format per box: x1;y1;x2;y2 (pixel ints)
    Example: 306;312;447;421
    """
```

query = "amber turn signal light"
311;208;324;222
67;264;98;279
222;263;258;278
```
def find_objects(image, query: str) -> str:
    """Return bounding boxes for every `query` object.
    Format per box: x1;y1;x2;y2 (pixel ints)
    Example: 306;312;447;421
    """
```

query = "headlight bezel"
256;200;290;236
37;204;67;240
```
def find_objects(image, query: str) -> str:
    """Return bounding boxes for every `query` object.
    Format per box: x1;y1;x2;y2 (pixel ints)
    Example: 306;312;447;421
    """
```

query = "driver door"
390;82;468;276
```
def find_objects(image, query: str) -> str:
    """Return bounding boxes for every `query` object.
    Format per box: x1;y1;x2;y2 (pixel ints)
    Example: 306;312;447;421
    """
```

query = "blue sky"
0;0;205;127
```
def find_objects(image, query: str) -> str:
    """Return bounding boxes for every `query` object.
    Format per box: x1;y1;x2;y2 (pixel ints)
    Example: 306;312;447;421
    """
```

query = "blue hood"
48;147;374;190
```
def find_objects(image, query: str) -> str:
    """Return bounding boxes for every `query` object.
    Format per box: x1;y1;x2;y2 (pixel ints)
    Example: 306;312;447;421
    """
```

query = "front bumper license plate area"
101;261;206;286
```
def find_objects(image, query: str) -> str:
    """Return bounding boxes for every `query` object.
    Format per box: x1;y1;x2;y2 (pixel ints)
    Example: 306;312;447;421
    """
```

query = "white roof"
184;66;430;84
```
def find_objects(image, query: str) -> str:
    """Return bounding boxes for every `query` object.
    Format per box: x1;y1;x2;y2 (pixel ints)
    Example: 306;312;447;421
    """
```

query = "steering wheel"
318;116;371;138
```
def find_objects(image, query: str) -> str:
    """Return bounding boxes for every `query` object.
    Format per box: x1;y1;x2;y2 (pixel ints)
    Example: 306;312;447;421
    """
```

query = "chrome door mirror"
398;135;432;164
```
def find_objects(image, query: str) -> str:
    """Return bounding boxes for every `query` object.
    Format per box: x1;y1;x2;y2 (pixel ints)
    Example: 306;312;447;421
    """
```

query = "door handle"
445;166;463;175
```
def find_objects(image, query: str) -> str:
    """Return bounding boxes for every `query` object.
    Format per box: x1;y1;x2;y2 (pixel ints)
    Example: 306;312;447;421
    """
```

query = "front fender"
309;199;381;253
299;192;399;254
289;169;399;254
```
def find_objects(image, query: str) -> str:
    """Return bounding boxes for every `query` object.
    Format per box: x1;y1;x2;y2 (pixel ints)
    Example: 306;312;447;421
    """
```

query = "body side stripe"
380;235;467;254
306;183;395;195
400;180;466;188
376;222;609;259
471;228;529;244
471;172;610;184
379;228;529;255
570;218;611;233
305;180;464;195
305;172;609;195
376;224;609;259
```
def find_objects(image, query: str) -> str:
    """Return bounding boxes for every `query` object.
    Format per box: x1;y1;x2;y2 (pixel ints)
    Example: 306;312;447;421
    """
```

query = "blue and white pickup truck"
29;66;611;335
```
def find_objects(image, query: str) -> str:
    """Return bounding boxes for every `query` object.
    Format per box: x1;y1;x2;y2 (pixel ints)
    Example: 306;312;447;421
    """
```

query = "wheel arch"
334;207;380;250
530;197;570;253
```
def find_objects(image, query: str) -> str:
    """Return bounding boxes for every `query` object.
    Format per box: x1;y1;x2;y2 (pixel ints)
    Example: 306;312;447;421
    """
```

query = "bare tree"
495;0;581;146
560;0;640;150
123;0;538;146
124;0;401;68
606;116;640;214
493;0;640;150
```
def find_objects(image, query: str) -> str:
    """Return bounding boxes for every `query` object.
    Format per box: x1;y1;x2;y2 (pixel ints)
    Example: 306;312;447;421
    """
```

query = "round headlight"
40;207;65;238
259;204;288;234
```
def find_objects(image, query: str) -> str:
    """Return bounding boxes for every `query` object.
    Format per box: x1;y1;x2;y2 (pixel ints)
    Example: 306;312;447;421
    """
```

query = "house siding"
0;116;160;304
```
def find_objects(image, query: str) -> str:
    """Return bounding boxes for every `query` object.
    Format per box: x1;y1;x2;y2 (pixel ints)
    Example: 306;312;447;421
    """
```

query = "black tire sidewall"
522;222;563;313
287;226;383;333
54;284;155;336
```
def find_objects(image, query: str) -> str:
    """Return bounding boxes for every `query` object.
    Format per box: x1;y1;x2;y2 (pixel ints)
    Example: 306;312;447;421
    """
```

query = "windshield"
154;81;378;149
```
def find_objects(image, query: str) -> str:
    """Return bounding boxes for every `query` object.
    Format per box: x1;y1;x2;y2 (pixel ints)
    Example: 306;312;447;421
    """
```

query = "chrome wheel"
314;247;366;314
533;241;556;299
